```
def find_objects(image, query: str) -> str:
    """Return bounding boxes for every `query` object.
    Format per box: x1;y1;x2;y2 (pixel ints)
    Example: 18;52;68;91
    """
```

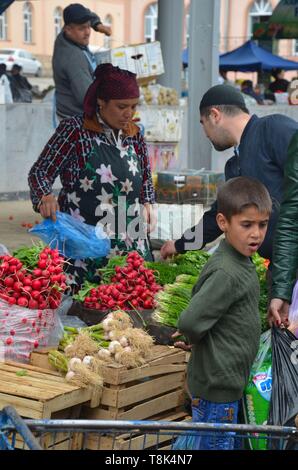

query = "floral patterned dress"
28;114;155;289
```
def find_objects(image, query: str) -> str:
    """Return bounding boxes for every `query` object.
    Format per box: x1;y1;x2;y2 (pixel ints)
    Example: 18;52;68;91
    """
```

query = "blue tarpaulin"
183;40;298;72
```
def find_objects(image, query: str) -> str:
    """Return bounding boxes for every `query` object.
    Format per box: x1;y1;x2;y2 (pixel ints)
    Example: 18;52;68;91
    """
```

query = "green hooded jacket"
271;131;298;302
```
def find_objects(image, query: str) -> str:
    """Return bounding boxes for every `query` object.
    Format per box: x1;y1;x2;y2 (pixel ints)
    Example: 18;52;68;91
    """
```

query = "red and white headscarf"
83;63;140;117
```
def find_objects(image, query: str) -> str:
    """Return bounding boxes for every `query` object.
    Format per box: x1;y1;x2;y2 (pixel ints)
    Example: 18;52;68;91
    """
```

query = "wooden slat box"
81;345;187;421
0;361;96;449
86;409;191;451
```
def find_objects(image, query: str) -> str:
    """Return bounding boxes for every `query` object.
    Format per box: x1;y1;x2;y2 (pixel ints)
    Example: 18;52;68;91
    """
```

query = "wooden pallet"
86;409;191;450
0;361;98;450
81;345;187;421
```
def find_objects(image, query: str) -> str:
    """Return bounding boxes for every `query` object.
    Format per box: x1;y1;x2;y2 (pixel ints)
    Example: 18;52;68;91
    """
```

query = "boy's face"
216;206;269;257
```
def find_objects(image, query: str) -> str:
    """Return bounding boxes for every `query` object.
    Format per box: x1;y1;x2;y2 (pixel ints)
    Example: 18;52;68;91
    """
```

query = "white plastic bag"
0;299;63;363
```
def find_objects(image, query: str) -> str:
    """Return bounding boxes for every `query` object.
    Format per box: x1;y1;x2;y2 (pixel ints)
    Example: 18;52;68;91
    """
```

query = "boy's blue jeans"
191;397;239;450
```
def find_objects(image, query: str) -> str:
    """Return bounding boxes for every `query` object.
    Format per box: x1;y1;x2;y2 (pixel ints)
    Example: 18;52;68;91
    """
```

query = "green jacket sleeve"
178;269;234;343
271;131;298;302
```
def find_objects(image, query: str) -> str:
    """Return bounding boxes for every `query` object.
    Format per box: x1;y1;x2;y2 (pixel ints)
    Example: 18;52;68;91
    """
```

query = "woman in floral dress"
28;64;155;288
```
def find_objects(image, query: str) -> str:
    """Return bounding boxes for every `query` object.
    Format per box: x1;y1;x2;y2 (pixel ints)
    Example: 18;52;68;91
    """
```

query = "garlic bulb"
68;357;82;371
65;371;75;382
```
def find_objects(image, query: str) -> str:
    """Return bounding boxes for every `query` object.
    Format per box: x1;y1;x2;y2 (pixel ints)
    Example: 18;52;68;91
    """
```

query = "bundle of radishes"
82;251;162;311
0;246;67;310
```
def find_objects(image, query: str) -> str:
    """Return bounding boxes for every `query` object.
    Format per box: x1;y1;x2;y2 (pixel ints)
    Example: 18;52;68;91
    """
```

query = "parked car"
0;48;42;76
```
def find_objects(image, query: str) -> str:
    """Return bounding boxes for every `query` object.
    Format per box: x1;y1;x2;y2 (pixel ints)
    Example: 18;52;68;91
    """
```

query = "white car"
0;48;42;76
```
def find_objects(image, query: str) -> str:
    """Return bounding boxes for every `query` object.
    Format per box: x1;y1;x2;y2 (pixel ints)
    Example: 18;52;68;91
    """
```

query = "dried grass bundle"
108;310;133;331
64;332;99;359
121;328;154;359
114;349;147;368
66;362;103;393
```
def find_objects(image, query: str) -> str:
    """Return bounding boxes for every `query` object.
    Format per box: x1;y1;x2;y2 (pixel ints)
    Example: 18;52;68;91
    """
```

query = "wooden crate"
0;361;97;450
81;345;187;421
86;409;191;450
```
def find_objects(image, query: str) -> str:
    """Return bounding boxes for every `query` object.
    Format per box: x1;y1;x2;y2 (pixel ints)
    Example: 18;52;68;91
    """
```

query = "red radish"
17;297;28;307
4;277;14;288
5;337;13;345
28;300;39;309
31;280;41;291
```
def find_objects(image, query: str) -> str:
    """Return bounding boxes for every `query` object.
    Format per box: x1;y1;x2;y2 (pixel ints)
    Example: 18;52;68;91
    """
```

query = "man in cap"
53;3;111;120
160;85;298;325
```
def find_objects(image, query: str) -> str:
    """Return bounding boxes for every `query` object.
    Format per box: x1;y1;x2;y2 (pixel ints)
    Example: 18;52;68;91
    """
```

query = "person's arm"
174;200;222;253
90;12;112;36
270;131;298;304
135;134;156;232
28;119;79;216
167;153;240;256
136;134;155;205
178;269;234;343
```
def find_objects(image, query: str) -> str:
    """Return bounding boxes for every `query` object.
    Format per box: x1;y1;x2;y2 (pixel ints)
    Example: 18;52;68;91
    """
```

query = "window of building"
248;0;273;39
23;2;33;43
54;7;63;38
103;14;112;49
185;12;190;46
0;11;8;41
144;3;158;43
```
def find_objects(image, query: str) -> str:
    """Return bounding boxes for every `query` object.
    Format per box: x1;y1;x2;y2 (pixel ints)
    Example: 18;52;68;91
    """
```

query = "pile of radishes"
0;247;67;310
83;251;162;311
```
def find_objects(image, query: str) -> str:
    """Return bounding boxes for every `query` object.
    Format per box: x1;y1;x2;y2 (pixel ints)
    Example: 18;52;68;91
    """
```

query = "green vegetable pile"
252;253;269;332
59;324;109;351
12;241;46;269
152;251;269;333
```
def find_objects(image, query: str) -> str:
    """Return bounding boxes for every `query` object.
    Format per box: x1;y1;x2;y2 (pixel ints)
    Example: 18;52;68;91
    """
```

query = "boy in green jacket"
177;176;272;450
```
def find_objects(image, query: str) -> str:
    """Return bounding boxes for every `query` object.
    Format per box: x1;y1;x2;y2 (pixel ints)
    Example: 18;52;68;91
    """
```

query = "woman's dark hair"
217;177;272;221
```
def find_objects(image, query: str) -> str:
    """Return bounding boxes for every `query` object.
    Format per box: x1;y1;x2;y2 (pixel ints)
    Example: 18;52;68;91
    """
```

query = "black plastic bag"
268;326;298;428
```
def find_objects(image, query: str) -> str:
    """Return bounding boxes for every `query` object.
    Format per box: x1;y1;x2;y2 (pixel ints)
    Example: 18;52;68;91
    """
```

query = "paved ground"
0;200;41;253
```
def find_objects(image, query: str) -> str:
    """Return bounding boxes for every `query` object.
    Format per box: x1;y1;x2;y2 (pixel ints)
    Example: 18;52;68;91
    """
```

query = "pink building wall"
0;0;297;72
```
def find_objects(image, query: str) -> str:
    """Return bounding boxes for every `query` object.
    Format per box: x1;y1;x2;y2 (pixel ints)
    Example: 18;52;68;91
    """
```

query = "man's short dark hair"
200;104;249;118
217;177;272;221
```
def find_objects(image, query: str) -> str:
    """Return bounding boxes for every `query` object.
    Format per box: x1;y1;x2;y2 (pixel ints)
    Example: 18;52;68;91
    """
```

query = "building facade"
0;0;297;73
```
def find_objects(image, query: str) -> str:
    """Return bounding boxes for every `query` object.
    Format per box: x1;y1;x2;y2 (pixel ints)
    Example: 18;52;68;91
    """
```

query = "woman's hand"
39;194;59;222
144;203;157;234
268;298;290;327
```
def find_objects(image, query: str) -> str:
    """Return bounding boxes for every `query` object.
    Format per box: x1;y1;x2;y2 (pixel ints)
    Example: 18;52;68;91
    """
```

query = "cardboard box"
136;106;184;142
156;169;225;206
110;41;164;79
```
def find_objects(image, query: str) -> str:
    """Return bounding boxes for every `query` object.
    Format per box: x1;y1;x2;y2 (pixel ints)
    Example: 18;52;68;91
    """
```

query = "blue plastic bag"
30;212;111;259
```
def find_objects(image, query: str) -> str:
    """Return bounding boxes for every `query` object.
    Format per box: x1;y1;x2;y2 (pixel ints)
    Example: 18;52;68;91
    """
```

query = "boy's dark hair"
217;177;272;221
200;104;249;118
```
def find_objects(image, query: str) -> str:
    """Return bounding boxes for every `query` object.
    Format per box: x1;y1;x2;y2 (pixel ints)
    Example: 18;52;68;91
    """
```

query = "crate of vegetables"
70;251;162;327
0;243;68;362
81;344;187;422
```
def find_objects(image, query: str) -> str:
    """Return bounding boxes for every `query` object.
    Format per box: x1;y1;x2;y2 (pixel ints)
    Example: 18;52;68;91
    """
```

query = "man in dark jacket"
161;85;298;266
53;3;111;119
10;64;32;102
